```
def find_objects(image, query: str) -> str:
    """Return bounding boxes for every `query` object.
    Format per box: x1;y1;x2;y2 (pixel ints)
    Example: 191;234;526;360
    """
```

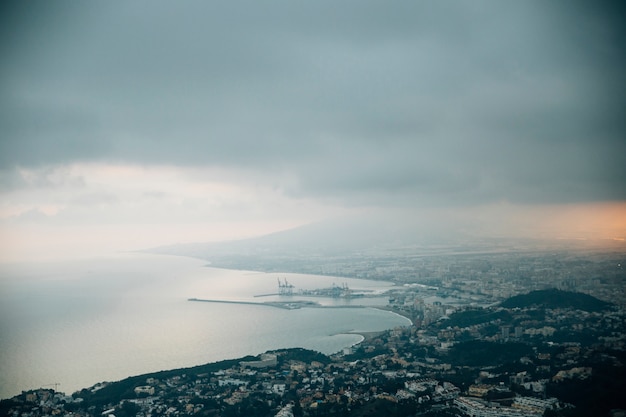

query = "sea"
0;253;410;399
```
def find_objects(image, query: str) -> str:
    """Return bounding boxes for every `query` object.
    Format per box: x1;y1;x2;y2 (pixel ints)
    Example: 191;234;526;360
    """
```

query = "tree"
116;401;140;417
293;400;303;417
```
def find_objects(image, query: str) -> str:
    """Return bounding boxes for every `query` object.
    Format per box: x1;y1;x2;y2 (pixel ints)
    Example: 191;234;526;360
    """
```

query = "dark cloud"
1;1;624;206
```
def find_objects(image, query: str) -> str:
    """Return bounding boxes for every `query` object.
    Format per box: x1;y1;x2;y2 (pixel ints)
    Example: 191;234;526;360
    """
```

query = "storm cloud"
1;1;625;208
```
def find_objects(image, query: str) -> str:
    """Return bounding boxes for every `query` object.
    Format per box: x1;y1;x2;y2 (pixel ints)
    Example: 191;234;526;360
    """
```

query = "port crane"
277;277;294;296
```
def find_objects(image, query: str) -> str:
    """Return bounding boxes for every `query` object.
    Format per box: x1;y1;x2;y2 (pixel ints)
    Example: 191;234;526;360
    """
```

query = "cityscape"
3;244;625;417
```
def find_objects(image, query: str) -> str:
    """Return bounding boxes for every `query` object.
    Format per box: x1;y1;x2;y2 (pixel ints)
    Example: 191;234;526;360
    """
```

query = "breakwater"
188;298;320;310
188;298;368;310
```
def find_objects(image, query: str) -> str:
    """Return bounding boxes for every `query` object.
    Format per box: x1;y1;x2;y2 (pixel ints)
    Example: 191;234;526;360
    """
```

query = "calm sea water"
0;253;409;399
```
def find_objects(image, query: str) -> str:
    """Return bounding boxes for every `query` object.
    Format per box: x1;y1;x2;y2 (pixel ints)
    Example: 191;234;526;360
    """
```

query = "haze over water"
0;253;409;399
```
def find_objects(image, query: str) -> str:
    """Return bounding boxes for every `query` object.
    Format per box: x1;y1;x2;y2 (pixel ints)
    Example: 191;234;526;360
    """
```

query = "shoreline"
348;330;387;341
1;255;409;400
373;305;415;326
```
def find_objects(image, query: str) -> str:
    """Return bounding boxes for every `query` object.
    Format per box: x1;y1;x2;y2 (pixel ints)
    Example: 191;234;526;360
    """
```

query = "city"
3;247;624;417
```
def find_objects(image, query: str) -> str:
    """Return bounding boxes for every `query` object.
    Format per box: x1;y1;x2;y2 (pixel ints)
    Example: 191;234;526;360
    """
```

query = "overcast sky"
1;1;625;261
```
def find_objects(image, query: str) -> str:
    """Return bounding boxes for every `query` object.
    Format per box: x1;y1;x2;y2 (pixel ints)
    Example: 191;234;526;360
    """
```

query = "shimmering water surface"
0;253;409;399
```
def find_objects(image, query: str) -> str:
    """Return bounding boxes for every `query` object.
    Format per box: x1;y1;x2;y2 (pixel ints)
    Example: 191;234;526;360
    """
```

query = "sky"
1;1;625;261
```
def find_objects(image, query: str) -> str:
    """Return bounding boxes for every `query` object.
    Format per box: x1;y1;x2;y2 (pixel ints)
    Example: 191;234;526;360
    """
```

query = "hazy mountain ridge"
146;217;625;276
148;216;467;256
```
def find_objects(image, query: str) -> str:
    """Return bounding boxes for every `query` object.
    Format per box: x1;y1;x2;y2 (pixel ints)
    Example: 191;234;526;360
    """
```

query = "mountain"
149;214;466;258
145;213;624;277
146;214;554;276
147;212;562;259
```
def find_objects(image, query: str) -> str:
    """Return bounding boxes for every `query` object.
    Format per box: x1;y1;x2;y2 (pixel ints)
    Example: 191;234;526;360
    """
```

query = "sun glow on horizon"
1;163;625;263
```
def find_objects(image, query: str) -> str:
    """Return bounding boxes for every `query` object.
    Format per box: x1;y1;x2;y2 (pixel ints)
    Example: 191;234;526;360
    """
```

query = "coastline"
348;330;386;341
373;305;415;326
1;255;410;399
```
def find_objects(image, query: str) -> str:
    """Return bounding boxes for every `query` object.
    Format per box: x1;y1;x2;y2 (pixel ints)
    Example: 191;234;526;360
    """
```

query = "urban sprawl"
2;248;625;417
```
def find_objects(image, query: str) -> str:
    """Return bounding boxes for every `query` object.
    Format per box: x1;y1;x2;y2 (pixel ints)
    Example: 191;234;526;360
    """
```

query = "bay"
0;253;409;399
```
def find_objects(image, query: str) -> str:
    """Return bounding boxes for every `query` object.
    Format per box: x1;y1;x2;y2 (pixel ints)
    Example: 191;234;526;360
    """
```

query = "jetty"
188;298;319;310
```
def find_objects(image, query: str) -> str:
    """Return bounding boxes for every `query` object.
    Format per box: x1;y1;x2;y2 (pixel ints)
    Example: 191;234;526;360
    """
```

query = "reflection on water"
0;253;409;399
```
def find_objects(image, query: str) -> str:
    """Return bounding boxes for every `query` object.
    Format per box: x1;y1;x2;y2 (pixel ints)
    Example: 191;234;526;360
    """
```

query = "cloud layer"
2;1;624;207
1;1;625;261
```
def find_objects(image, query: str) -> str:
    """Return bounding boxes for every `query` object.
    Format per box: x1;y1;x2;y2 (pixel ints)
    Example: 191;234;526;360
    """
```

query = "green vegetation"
437;308;511;328
273;348;331;365
546;352;626;416
445;340;533;367
69;348;328;408
74;356;254;407
500;289;612;312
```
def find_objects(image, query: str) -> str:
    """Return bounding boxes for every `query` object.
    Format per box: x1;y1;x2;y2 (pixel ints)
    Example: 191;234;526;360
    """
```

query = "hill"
65;348;329;407
147;214;468;258
436;308;512;329
500;288;612;312
144;215;610;276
